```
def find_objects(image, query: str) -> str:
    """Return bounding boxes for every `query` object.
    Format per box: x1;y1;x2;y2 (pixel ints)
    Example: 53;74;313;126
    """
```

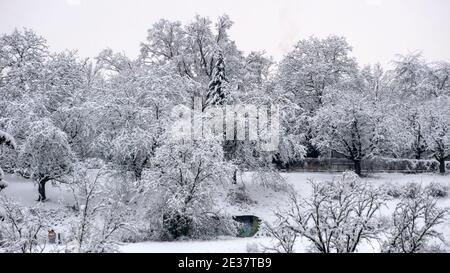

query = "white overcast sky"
1;0;449;67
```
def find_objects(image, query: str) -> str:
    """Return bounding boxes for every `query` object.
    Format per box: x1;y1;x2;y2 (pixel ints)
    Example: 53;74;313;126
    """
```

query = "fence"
286;157;450;173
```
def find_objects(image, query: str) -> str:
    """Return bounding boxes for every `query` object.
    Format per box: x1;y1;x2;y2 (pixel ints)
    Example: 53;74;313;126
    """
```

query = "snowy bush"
384;193;448;253
269;171;388;253
65;163;135;252
380;182;402;198
262;218;298;253
0;195;48;253
381;180;448;200
424;182;449;198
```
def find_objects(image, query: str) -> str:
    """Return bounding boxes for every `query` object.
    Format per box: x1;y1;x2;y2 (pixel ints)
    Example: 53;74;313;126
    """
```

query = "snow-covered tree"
420;96;450;173
204;51;227;110
270;172;387;253
312;87;393;176
384;188;447;253
17;119;75;201
426;62;450;98
0;195;47;253
263;217;298;253
66;163;133;252
277;36;357;111
146;132;235;240
140;15;244;94
0;28;48;100
396;107;428;159
51;104;96;159
41;50;87;112
392;53;426;95
276;36;358;157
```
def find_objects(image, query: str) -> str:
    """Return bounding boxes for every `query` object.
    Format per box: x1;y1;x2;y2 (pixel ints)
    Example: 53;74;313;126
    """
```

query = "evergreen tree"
204;51;227;110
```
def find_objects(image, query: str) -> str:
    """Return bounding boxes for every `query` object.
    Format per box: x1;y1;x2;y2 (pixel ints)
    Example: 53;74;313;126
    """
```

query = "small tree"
17;119;75;201
148;133;235;240
270;172;387;253
384;189;447;253
204;50;227;110
0;195;47;253
67;163;133;253
263;215;298;253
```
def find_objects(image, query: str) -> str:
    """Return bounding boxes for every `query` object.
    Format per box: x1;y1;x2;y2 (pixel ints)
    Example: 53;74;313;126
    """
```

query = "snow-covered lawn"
2;171;449;253
119;237;274;253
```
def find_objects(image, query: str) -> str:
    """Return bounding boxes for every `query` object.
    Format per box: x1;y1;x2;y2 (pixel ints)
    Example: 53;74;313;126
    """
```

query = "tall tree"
420;96;450;174
277;36;358;157
312;86;393;176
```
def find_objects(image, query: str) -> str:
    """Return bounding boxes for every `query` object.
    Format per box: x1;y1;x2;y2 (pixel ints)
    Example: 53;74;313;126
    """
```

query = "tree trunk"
438;158;446;174
232;169;238;185
38;179;48;202
353;160;362;176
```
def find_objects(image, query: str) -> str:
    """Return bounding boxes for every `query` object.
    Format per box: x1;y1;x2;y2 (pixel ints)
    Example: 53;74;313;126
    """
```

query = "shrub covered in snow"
262;218;298;253
400;182;422;199
384;192;448;253
268;171;388;253
380;182;402;198
65;163;135;253
424;182;449;198
0;195;48;253
381;182;448;199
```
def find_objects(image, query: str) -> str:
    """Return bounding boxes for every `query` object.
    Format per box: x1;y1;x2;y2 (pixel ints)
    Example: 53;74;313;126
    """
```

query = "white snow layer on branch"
0;130;17;149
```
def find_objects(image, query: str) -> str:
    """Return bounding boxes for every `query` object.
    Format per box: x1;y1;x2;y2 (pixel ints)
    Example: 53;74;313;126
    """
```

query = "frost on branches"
65;162;134;253
141;132;237;240
267;172;387;253
0;195;47;253
17;119;75;201
384;187;448;253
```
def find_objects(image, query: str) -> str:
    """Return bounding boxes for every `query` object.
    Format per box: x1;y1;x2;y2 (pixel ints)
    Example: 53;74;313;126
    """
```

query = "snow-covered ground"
2;171;449;253
2;173;74;208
